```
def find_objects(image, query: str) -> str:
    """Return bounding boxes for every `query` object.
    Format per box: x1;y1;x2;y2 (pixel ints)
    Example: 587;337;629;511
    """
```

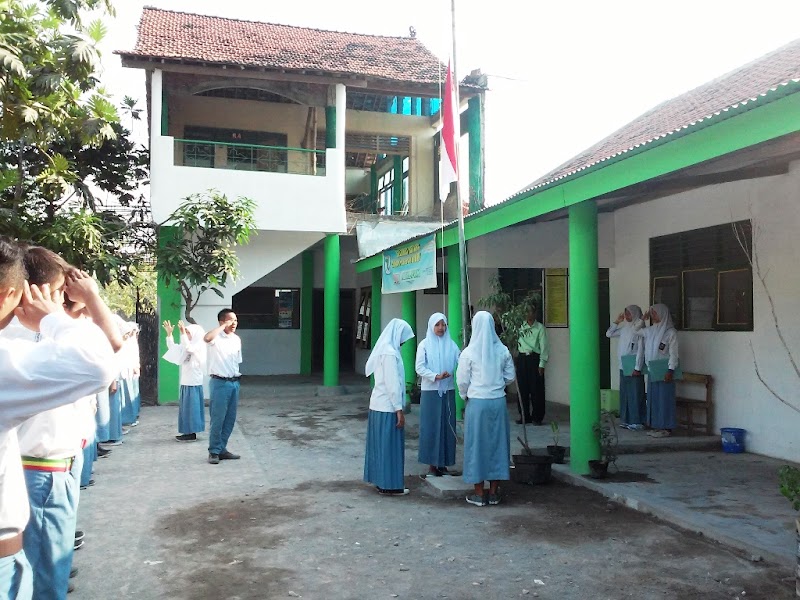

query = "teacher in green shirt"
516;306;549;425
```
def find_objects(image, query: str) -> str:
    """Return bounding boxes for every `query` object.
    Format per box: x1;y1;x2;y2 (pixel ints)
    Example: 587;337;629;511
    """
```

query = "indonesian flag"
439;61;461;211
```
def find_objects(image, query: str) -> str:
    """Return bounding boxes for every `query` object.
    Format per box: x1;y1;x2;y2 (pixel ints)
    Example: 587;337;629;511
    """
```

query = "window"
183;126;288;172
355;289;373;348
649;221;753;331
232;287;300;329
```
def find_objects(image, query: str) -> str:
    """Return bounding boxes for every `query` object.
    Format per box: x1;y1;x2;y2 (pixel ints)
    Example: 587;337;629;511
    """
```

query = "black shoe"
74;539;84;551
97;445;112;457
219;450;240;460
68;582;75;593
70;567;78;579
74;530;85;542
79;479;95;490
175;433;197;442
208;454;220;464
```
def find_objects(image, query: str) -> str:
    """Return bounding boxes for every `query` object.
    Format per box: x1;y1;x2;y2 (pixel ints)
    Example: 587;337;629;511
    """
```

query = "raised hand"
14;281;64;331
162;320;174;336
63;269;100;305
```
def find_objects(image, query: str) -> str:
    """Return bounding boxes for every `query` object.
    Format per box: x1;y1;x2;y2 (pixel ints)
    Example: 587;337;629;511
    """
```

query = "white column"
335;83;346;151
150;69;163;142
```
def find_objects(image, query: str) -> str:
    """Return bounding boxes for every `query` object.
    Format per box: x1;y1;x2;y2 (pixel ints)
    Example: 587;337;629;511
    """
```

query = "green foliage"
550;421;560;447
477;276;541;355
593;409;618;466
101;269;156;319
778;466;800;511
155;190;257;323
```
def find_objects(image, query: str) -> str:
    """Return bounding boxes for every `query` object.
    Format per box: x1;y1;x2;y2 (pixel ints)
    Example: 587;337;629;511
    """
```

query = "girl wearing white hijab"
606;304;646;430
457;311;516;507
633;304;680;437
364;319;415;496
163;320;207;442
415;312;461;477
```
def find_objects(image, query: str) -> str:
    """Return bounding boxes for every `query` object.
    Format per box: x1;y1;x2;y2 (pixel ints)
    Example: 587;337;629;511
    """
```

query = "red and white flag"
439;61;461;210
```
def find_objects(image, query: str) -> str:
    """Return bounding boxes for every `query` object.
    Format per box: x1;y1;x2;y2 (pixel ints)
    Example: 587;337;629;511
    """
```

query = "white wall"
610;162;800;461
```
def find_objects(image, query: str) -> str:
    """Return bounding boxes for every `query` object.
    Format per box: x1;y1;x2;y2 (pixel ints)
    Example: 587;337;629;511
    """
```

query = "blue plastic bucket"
720;427;746;453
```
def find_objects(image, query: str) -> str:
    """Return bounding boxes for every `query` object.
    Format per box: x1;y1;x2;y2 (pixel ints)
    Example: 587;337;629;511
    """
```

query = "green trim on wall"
157;226;181;404
323;235;340;386
467;95;484;213
355;87;800;274
325;105;336;149
371;268;382;348
300;250;314;376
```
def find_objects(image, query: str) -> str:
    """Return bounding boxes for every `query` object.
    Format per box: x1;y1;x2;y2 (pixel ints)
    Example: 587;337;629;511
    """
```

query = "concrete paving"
69;385;797;599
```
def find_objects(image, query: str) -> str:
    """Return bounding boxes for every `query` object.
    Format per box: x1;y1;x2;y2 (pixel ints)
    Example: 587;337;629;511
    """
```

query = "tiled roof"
120;7;448;86
515;37;800;197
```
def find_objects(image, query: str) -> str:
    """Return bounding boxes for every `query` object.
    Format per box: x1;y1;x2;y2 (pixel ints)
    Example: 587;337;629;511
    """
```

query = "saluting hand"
63;269;100;304
614;312;625;325
163;320;174;336
14;282;64;331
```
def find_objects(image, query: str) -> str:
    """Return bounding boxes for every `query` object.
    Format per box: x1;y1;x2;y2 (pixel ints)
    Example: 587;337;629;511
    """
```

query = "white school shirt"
368;355;404;413
606;322;645;371
414;338;459;392
632;319;680;370
0;313;115;540
1;319;96;460
206;331;242;378
167;336;205;386
456;348;516;400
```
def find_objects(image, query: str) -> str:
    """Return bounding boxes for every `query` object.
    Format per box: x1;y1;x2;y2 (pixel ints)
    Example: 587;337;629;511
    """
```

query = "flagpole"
450;0;471;346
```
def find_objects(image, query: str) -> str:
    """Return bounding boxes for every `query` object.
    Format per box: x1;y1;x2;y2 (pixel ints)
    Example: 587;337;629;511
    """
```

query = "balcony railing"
174;138;326;176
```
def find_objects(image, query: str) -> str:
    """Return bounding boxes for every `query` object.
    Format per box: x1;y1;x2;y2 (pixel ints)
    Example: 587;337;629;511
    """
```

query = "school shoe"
628;424;645;431
130;420;139;427
97;446;112;458
175;434;197;442
68;582;75;594
466;494;487;507
70;567;78;579
208;454;220;464
100;439;122;446
377;488;409;496
80;479;95;490
122;427;131;435
487;493;502;506
74;530;85;542
219;450;240;460
73;539;84;551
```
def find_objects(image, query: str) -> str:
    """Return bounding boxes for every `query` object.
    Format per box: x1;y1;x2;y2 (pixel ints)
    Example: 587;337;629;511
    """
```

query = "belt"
519;352;540;357
210;374;240;382
21;456;75;473
0;532;23;558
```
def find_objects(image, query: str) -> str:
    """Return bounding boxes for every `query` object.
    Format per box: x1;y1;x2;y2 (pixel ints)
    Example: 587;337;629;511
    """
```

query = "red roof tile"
119;7;447;86
518;37;800;195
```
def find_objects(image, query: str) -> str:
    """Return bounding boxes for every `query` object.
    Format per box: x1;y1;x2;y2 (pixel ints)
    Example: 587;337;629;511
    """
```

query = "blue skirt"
620;370;646;425
178;385;206;434
647;378;676;429
106;382;123;441
418;389;457;467
120;377;135;425
132;377;141;419
363;409;405;490
463;397;510;484
95;389;110;443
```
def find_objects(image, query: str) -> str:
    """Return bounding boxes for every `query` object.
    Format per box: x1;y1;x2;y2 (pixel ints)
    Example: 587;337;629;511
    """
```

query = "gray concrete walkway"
69;387;796;599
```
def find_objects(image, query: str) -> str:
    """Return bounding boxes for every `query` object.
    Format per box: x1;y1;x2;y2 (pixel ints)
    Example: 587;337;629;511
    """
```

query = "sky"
96;0;800;205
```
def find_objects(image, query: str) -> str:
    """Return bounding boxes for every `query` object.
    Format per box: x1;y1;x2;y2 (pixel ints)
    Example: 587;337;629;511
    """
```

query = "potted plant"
479;279;552;484
547;421;566;464
407;379;422;405
588;409;618;479
778;465;800;597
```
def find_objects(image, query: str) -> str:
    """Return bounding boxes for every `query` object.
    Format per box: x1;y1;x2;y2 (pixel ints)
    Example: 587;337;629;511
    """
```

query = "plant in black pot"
778;465;800;598
547;421;566;464
407;379;422;405
588;409;618;479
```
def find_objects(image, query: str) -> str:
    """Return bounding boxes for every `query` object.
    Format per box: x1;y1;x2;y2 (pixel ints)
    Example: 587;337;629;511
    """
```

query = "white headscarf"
617;304;643;362
644;304;675;361
365;319;414;403
461;311;507;387
422;312;460;397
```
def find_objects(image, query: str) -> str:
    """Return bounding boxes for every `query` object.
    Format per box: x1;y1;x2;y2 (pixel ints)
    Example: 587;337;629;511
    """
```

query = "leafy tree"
478;276;541;356
101;268;156;319
155;190;257;324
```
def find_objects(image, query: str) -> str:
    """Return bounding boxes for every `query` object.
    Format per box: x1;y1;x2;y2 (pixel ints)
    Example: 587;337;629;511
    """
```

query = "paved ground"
72;385;797;599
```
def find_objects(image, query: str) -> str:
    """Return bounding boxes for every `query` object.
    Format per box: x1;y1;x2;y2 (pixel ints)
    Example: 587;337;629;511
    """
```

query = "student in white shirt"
163;320;207;442
415;312;460;477
203;309;243;464
0;237;115;600
458;311;516;507
363;319;414;496
606;304;646;430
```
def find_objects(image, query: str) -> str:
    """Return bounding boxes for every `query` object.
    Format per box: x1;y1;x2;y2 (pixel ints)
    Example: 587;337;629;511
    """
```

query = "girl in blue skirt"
634;304;680;437
457;311;516;507
606;304;646;430
364;319;414;496
416;312;460;477
163;320;207;442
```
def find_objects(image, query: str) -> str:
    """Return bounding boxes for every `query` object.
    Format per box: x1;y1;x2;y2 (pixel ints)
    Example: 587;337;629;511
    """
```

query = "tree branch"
749;341;800;415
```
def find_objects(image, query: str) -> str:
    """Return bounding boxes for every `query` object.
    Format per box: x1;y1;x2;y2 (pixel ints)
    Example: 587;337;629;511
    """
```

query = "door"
311;289;356;373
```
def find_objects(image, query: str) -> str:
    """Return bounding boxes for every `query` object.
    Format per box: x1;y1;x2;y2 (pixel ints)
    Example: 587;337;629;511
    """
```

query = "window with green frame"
649;221;753;331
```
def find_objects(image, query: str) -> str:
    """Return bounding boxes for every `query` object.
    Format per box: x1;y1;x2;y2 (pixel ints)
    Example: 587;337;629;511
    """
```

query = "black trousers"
516;353;545;423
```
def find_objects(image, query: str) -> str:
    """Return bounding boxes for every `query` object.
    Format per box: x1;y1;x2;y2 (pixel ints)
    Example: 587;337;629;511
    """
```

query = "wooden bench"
676;372;713;436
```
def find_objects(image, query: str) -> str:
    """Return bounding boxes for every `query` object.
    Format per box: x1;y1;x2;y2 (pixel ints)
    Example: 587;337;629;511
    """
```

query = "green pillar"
467;95;485;213
568;200;601;474
323;235;340;386
401;290;417;407
447;248;465;418
371;268;382;348
157;226;181;404
392;155;404;214
325;105;336;149
300;250;314;376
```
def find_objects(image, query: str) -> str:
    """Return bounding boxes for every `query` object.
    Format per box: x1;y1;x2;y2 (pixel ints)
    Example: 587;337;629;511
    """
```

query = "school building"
124;9;800;470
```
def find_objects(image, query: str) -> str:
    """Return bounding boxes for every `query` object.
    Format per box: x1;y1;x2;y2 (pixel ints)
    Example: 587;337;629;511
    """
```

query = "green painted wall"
325;105;336;149
568;201;601;474
467;95;485;213
323;235;340;386
371;268;382;348
157;226;181;404
300;251;314;376
447;248;465;418
392;155;404;214
401;290;417;407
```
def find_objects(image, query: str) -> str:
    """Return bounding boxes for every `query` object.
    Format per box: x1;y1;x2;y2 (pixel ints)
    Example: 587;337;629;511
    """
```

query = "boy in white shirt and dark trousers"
204;309;243;464
0;237;115;600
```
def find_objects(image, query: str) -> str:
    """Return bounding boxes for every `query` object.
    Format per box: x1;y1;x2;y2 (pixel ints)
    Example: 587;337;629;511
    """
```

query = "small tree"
155;190;257;324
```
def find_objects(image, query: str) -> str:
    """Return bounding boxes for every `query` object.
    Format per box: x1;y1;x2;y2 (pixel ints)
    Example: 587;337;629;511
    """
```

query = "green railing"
174;138;326;176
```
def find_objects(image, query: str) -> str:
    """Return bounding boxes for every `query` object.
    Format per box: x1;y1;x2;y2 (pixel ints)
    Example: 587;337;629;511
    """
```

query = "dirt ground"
76;390;796;600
